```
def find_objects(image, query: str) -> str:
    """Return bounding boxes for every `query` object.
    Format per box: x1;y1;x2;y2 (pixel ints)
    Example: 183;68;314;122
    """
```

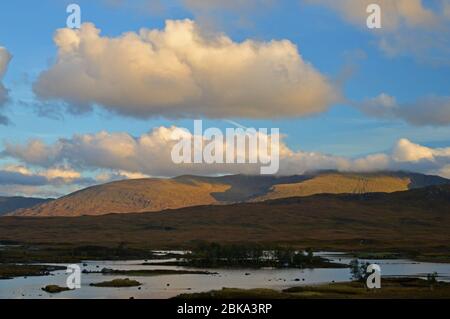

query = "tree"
350;259;370;282
427;272;438;290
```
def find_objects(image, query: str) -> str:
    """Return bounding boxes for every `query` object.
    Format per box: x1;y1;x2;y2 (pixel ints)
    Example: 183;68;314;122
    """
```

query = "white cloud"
357;94;450;126
307;0;437;30
357;93;397;118
393;138;435;162
305;0;450;62
437;164;450;178
0;185;62;198
96;170;150;182
33;20;340;119
1;164;87;184
0;163;153;197
3;126;450;179
3;139;63;167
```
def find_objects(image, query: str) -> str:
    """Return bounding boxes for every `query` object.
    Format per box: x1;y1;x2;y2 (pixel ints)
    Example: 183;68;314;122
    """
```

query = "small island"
90;278;142;288
145;242;347;269
42;285;73;294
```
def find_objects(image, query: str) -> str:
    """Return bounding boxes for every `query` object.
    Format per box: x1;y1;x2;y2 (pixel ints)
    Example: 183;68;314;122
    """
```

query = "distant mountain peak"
0;196;52;216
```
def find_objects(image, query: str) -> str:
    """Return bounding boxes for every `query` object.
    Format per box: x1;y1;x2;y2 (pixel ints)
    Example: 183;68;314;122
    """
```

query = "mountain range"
6;171;449;217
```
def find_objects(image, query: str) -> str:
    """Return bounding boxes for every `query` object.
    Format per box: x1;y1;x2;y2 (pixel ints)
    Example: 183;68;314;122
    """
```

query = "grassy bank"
0;264;65;279
175;278;450;299
0;243;156;263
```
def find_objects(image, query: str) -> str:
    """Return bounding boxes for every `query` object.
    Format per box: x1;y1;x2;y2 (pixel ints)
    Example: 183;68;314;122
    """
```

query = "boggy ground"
1;186;449;263
175;278;450;299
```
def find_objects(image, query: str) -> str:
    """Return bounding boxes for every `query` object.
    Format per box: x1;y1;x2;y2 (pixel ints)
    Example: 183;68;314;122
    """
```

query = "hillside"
0;197;51;216
9;171;449;217
10;179;230;217
1;185;449;253
252;172;419;201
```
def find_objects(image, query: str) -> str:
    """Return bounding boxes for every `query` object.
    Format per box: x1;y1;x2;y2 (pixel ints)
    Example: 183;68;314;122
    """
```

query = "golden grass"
255;174;411;201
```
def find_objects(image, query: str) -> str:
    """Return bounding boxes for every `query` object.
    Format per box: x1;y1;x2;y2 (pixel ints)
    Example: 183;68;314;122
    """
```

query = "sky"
0;0;450;197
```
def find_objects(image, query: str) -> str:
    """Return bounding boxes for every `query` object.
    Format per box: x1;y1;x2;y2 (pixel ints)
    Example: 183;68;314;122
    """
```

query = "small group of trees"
190;242;265;265
274;247;314;266
187;242;317;268
349;259;370;282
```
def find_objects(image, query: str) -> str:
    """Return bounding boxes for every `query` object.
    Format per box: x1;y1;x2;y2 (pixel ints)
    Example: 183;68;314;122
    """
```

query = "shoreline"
1;242;449;264
173;278;450;299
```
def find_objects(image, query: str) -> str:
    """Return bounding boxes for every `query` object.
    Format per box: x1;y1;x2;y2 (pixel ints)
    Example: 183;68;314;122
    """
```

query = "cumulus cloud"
33;20;340;119
0;47;12;124
0;163;153;197
96;170;150;183
3;126;450;179
0;164;92;185
0;169;48;186
305;0;450;62
390;138;450;178
357;94;450;126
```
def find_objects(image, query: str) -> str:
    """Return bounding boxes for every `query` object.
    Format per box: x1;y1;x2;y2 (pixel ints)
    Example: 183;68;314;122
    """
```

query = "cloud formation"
33;20;339;119
0;47;11;124
0;47;11;103
307;0;437;30
305;0;450;62
0;164;93;186
3;126;450;180
357;93;450;126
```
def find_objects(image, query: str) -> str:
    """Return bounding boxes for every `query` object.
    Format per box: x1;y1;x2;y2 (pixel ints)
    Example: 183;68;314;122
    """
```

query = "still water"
1;252;449;299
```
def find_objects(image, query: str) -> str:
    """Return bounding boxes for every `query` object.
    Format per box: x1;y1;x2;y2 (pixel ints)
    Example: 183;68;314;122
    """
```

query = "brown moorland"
0;184;449;256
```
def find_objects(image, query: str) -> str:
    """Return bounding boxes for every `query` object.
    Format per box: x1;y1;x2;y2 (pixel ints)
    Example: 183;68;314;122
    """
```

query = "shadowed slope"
0;197;51;216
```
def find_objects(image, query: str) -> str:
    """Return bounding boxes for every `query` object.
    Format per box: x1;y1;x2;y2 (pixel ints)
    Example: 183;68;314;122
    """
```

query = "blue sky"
0;0;450;196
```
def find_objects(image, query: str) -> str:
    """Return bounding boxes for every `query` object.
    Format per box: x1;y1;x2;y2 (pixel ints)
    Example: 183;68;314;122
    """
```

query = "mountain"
9;171;449;217
0;196;51;216
10;178;230;217
1;184;449;252
251;171;448;201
